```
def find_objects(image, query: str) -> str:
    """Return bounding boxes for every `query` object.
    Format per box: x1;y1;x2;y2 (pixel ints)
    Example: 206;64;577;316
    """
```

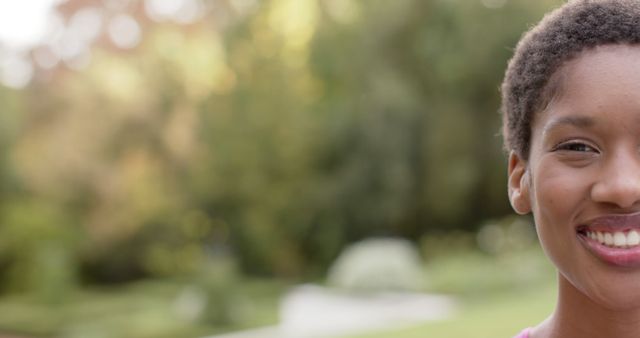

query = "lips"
577;212;640;267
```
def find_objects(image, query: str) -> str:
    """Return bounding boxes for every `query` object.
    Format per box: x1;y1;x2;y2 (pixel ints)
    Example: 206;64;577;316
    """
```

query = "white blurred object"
174;285;208;322
0;0;63;51
327;237;425;292
205;238;453;338
204;284;456;338
144;0;204;23
279;285;456;338
107;14;141;49
477;217;535;254
0;0;63;88
0;52;33;88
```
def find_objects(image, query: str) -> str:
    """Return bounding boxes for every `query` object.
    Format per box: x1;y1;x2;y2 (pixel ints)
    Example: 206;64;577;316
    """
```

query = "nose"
591;151;640;209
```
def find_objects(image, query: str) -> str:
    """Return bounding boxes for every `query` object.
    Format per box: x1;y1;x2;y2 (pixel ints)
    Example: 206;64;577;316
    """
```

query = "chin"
592;292;640;311
578;273;640;311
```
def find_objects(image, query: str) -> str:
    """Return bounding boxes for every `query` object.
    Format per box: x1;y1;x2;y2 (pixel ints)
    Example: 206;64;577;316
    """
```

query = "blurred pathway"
204;327;281;338
204;285;456;338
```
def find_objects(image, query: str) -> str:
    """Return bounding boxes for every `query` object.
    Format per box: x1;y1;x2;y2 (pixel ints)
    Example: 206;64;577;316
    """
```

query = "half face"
509;45;640;310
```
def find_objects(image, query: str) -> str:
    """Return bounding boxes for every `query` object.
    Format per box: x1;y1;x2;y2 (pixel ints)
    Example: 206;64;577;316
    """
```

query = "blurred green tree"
0;0;562;288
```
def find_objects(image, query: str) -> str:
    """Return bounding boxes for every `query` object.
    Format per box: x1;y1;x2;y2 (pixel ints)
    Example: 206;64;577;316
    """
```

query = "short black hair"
501;0;640;159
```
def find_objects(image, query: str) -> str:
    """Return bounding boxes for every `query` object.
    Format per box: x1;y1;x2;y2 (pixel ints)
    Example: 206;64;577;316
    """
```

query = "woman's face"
509;45;640;310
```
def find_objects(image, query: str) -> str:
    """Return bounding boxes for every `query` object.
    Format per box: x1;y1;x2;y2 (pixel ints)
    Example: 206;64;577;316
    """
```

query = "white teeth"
586;230;640;248
605;233;614;246
629;231;640;246
614;232;626;246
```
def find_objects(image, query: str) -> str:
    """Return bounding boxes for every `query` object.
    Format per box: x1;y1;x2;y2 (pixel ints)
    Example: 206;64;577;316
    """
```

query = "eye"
553;141;599;153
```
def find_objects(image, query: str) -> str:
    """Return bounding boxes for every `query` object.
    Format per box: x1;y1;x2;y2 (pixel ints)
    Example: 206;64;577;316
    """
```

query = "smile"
585;230;640;248
576;213;640;267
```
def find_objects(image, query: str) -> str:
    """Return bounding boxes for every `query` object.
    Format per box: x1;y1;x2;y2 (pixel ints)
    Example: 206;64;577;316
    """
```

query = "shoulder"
513;328;531;338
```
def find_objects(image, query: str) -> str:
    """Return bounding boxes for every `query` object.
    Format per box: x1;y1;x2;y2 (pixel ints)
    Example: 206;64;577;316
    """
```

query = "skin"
508;45;640;338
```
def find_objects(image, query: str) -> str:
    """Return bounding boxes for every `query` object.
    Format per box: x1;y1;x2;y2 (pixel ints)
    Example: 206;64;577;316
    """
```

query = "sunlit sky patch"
0;0;244;89
0;0;63;51
0;1;64;88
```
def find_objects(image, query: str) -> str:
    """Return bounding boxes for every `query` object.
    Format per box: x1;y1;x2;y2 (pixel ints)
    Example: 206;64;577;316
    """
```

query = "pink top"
514;328;530;338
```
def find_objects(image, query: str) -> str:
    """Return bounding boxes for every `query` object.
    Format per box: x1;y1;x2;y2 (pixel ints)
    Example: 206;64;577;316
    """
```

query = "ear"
508;151;531;215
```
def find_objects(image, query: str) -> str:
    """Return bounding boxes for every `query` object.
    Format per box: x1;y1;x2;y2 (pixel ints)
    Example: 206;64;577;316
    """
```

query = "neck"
537;274;640;338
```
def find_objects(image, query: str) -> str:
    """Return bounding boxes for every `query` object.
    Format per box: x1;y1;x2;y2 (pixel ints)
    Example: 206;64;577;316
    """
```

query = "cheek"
533;164;588;220
531;163;591;264
539;181;576;208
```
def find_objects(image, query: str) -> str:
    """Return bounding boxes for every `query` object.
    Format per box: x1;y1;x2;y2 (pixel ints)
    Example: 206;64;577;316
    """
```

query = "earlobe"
508;151;532;215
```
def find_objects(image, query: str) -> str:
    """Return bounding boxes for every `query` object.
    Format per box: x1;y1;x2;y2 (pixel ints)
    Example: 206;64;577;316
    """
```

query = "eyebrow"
542;115;595;135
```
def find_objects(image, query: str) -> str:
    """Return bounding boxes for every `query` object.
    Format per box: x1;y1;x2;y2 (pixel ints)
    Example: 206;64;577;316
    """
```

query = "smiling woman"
502;1;640;338
523;45;640;301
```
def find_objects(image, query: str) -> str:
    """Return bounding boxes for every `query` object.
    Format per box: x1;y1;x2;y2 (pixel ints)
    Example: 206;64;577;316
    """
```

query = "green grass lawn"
0;246;557;338
0;277;286;338
341;280;555;338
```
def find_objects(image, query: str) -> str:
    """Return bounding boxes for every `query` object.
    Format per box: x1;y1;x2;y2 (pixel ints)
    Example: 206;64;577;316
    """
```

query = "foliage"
0;0;563;290
0;274;286;338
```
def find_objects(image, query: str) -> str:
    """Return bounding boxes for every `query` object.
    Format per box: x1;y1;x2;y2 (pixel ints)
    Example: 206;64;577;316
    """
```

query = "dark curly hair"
501;0;640;159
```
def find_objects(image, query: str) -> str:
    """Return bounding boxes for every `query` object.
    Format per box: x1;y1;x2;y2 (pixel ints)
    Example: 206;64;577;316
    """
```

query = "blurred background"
0;0;562;337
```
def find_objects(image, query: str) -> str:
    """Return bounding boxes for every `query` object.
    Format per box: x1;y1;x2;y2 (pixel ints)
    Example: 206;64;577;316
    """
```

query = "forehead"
536;44;640;129
563;45;640;96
